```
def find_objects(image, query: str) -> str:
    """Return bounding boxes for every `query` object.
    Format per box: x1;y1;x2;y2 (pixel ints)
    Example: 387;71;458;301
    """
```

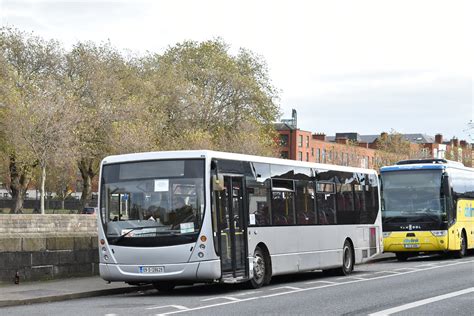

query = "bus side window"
316;182;336;224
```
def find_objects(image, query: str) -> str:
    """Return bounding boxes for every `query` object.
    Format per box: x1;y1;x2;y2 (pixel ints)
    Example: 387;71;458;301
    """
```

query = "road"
2;254;474;316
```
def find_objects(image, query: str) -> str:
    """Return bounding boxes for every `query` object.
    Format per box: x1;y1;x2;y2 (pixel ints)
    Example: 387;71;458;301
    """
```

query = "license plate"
139;266;164;273
404;244;419;249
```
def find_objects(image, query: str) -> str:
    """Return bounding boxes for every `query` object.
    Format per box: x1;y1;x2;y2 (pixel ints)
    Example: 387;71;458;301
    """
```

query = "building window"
311;148;314;156
316;149;321;162
298;135;303;147
306;152;309;161
279;134;289;147
298;151;303;161
322;149;326;163
306;136;309;148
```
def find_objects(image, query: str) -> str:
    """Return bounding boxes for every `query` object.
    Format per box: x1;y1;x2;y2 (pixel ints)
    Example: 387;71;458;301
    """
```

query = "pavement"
0;253;395;308
0;276;152;308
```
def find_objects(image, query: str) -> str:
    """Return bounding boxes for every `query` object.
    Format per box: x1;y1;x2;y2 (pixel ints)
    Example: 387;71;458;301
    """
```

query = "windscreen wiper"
110;226;159;243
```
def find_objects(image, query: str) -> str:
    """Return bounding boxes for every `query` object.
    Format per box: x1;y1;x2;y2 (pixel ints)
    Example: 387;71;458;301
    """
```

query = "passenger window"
295;180;316;224
271;179;295;225
247;179;270;226
316;181;336;224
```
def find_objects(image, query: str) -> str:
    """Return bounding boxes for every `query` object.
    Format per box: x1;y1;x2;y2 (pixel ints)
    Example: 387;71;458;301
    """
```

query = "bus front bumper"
99;259;221;283
383;231;448;253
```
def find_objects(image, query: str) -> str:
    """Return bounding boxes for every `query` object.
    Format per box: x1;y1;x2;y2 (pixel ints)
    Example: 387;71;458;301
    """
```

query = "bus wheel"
340;240;354;275
454;231;467;258
153;281;176;292
396;253;409;261
248;247;265;288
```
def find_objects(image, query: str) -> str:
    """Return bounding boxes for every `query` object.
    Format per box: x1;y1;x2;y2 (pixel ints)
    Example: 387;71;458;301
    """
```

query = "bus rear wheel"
153;281;176;292
453;231;467;258
340;240;354;275
325;240;354;276
248;247;266;289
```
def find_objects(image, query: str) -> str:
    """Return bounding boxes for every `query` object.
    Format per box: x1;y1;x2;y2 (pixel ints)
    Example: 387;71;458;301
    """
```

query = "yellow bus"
380;159;474;261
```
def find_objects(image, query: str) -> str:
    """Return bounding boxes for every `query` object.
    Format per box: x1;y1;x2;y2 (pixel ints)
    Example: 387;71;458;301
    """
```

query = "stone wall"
0;215;99;284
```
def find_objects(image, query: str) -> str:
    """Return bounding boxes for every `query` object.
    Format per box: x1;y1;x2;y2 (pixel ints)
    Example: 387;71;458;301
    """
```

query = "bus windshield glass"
382;169;445;222
100;159;205;246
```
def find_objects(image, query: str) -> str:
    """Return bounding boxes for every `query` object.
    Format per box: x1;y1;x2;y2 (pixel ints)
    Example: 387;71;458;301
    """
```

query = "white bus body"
98;150;382;290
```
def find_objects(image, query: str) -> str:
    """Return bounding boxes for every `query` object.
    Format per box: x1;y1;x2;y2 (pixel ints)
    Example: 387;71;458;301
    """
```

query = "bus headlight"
431;230;447;237
382;232;391;238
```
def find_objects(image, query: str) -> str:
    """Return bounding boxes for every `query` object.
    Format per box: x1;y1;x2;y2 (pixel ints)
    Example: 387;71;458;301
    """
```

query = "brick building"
275;111;473;168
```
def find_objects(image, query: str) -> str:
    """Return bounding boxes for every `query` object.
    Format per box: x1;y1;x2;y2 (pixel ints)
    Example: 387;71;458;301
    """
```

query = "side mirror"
212;174;225;191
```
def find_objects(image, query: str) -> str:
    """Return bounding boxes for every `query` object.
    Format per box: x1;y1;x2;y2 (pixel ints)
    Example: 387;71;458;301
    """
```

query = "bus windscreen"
100;159;205;247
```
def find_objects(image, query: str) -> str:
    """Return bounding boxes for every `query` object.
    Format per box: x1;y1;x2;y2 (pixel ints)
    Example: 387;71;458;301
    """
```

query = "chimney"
336;137;349;145
313;133;326;142
435;134;443;144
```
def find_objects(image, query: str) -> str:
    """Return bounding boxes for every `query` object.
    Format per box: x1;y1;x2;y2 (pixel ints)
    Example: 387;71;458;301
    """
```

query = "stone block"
74;250;93;264
22;237;46;252
30;265;54;281
58;250;76;264
0;238;22;252
0;252;31;269
0;269;19;284
46;236;74;250
68;263;93;276
31;251;59;266
74;236;91;250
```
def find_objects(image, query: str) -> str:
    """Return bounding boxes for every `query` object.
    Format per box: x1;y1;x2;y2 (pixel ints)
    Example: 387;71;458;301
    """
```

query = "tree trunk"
9;156;31;214
78;158;98;210
40;164;46;214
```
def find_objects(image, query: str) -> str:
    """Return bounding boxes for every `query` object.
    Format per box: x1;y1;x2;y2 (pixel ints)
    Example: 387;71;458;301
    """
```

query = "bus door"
216;176;248;279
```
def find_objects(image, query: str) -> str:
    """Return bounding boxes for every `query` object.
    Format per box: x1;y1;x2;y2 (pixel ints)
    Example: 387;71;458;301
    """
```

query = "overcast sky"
1;0;472;140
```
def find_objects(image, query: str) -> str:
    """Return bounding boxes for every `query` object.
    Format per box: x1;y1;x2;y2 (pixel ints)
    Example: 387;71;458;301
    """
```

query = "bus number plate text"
139;266;164;274
403;244;419;249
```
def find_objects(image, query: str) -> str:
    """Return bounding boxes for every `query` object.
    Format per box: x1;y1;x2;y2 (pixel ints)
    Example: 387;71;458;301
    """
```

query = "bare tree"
0;27;63;213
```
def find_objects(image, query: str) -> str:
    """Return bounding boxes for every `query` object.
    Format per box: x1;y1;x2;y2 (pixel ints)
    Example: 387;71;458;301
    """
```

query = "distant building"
275;110;473;168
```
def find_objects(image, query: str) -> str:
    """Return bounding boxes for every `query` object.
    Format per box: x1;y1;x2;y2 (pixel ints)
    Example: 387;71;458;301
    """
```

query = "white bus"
97;150;382;291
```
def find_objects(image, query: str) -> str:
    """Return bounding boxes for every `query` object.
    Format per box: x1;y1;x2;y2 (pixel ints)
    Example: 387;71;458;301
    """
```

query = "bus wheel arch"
257;242;273;285
454;229;467;258
248;243;272;288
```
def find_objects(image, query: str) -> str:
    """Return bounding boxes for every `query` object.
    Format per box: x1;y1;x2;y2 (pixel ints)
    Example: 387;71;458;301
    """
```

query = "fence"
0;198;98;212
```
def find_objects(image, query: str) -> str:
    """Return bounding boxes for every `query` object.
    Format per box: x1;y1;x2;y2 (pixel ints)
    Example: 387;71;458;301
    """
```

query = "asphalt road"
2;254;474;316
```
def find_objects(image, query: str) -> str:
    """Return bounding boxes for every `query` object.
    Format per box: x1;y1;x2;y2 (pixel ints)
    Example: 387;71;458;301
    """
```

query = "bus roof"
101;150;378;175
380;159;474;173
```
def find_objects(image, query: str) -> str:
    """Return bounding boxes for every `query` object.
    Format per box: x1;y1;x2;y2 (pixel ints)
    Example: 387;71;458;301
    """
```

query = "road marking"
270;286;302;291
146;305;189;311
339;276;366;280
201;296;241;302
373;270;401;274
233;290;262;296
304;280;337;285
369;287;474;316
152;259;474;315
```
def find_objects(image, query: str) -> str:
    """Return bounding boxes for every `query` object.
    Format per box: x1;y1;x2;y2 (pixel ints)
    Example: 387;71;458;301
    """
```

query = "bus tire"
340;240;355;275
248;246;266;289
396;253;409;261
453;231;467;258
153;281;176;292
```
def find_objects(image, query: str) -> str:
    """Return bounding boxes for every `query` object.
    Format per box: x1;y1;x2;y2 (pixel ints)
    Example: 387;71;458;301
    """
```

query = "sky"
1;0;473;141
